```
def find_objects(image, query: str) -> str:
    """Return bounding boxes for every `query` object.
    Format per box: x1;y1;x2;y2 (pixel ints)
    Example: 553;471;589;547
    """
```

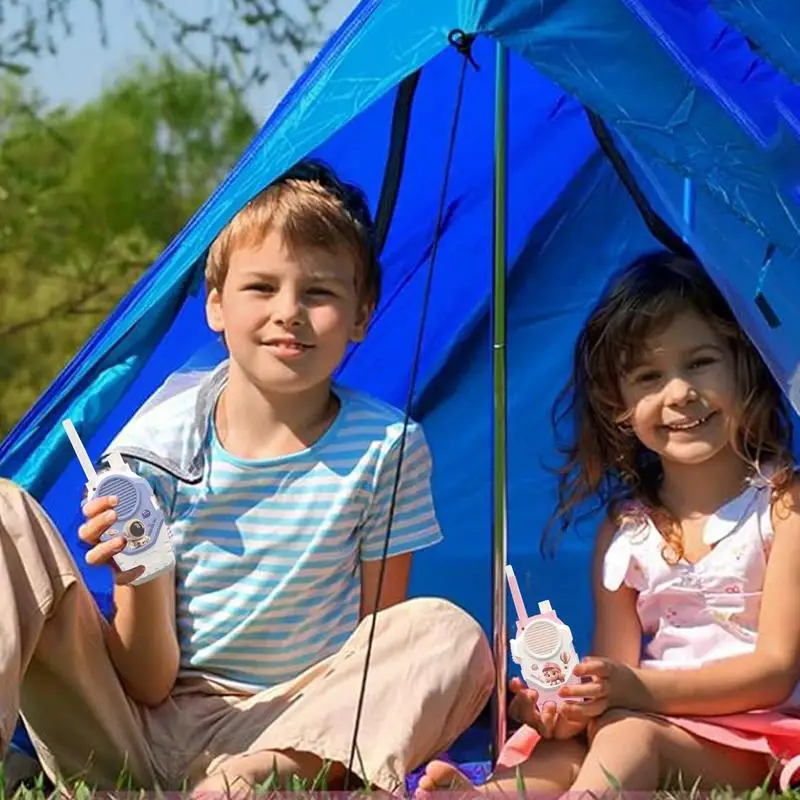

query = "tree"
0;59;258;435
0;0;332;94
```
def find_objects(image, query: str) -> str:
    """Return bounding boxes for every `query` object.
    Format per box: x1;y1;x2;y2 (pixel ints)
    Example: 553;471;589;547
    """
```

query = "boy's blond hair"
205;161;380;309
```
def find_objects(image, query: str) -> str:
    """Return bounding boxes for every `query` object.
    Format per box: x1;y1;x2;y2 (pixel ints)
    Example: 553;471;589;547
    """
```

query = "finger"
115;565;146;586
540;702;557;737
509;677;527;694
573;658;610;679
558;680;610;702
78;509;118;545
508;688;540;725
509;684;539;707
85;536;127;567
81;494;119;520
560;698;608;721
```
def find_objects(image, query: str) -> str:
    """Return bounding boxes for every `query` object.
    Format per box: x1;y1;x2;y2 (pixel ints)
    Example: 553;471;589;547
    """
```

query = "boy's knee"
0;479;30;511
0;479;44;535
414;598;494;690
381;597;494;689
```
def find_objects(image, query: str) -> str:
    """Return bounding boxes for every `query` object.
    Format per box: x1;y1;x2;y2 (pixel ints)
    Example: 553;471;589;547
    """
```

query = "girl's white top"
602;468;800;710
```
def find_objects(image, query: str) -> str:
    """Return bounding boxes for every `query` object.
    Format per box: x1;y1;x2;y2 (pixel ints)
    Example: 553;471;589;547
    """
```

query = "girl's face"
617;310;739;467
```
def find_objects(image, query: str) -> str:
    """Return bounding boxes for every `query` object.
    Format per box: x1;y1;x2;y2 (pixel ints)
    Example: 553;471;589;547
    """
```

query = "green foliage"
0;59;257;435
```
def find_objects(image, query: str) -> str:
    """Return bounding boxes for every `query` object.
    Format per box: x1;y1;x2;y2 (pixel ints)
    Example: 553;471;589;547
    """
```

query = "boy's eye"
245;283;275;293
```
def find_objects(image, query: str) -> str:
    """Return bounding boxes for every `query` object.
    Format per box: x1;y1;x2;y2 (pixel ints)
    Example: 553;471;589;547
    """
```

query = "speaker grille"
523;620;559;657
101;477;138;517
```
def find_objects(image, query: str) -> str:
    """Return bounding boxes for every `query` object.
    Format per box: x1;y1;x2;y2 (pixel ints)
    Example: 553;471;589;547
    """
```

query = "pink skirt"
498;711;800;791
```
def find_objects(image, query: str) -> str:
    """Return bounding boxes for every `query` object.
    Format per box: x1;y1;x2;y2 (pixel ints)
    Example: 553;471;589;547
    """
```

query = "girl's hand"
508;678;586;740
556;656;638;720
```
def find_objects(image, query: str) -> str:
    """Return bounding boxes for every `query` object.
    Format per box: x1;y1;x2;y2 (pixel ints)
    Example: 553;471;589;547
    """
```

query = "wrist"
611;664;650;711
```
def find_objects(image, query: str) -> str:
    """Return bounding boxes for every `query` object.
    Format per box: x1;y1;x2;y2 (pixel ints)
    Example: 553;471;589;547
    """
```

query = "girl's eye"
635;371;661;384
307;287;333;296
689;357;716;370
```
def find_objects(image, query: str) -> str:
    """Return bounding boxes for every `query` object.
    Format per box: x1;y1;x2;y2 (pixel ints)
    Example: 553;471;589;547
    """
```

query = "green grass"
4;757;800;799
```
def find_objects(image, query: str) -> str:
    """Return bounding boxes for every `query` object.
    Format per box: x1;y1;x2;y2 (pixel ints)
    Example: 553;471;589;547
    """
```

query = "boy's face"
206;228;370;395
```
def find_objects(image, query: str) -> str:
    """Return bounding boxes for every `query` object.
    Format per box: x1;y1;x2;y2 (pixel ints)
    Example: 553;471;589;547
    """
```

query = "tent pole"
491;39;509;764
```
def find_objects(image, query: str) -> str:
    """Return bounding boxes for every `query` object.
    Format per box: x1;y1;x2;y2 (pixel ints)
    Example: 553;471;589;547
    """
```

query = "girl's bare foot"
416;760;482;795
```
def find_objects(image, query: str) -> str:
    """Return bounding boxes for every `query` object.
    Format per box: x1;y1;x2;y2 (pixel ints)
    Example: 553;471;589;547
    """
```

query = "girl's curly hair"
543;251;794;562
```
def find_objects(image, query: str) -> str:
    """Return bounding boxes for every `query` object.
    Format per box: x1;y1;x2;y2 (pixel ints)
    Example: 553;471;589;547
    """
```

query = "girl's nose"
664;376;698;406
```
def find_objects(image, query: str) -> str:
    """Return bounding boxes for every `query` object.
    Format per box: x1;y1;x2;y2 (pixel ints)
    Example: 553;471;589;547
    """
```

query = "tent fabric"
3;0;800;765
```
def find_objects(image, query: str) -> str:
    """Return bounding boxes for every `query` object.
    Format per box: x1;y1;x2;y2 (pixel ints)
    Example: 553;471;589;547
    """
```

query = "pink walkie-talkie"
505;565;582;708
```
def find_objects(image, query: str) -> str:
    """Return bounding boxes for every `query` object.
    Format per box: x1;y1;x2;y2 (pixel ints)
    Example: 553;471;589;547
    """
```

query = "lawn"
3;754;800;800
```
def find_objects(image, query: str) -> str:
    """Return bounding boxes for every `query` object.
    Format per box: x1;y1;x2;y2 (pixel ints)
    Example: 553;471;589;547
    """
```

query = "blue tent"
3;0;800;771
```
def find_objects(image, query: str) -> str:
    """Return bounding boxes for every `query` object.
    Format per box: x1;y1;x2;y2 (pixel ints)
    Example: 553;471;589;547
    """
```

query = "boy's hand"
79;495;145;585
508;677;586;740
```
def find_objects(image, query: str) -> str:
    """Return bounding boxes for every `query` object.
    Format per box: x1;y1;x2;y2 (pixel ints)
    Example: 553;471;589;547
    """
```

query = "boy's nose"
272;291;304;326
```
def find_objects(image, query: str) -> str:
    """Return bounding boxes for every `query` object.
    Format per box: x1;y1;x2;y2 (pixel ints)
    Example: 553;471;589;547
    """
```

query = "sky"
20;0;358;121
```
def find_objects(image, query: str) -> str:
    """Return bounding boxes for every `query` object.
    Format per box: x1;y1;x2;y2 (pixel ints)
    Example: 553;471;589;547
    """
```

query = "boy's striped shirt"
109;383;442;691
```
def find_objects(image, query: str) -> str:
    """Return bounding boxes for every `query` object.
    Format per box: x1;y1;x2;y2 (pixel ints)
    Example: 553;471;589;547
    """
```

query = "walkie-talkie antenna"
505;565;529;624
62;419;98;485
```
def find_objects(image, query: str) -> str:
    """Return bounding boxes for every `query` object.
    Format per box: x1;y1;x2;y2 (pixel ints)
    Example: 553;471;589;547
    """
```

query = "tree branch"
0;281;113;338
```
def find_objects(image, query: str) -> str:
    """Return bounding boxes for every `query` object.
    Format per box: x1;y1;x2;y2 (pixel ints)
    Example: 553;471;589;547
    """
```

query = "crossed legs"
419;709;772;797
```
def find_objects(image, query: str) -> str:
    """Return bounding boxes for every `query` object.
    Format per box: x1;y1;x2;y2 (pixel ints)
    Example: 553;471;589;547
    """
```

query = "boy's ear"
206;287;225;333
351;301;374;343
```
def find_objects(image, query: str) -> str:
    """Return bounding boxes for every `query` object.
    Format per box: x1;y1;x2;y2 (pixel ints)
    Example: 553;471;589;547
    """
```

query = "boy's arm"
102;450;181;706
106;570;180;706
360;553;412;618
358;422;442;617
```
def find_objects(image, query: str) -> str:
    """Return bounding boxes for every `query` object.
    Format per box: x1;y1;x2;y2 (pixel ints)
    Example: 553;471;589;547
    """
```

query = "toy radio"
63;419;175;586
505;564;582;707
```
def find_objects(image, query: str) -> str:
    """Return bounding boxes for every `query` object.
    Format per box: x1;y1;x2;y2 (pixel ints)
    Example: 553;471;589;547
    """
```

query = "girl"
419;251;800;795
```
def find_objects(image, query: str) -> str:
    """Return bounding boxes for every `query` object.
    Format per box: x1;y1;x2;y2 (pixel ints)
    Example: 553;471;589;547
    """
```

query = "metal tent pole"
491;39;509;764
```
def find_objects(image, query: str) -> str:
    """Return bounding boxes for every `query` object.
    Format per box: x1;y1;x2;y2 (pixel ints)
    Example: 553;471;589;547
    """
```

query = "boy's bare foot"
416;760;483;795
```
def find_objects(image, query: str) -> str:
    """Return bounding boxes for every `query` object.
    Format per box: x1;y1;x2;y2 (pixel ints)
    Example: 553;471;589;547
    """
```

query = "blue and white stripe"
111;384;442;690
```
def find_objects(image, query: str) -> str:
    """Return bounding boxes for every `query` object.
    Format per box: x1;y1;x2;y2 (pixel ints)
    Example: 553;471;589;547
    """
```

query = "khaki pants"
0;479;494;792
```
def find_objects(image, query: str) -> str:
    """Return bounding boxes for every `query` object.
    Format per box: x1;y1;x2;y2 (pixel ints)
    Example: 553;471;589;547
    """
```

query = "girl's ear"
206;287;225;333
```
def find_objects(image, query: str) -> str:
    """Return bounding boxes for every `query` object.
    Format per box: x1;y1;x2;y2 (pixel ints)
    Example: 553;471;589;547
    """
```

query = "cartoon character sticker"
540;651;572;686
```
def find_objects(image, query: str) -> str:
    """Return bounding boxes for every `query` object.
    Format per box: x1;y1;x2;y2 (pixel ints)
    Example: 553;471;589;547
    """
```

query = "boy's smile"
262;336;315;359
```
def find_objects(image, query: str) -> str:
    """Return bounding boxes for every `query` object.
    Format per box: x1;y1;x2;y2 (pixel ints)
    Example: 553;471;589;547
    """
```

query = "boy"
0;161;494;795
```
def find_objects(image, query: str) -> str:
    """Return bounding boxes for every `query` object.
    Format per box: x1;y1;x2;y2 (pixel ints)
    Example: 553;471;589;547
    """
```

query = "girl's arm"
555;516;643;733
592;516;643;667
621;478;800;716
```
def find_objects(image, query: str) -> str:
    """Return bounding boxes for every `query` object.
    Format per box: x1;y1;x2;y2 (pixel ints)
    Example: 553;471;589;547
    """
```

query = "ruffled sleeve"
602;522;648;592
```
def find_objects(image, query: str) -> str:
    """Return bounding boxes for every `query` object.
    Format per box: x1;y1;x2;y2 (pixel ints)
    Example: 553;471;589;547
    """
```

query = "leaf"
0;59;30;76
0;58;258;438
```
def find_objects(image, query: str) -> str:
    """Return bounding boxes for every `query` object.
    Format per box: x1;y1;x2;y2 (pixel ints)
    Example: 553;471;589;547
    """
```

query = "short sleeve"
104;419;179;523
602;524;647;592
358;422;443;561
124;456;178;522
